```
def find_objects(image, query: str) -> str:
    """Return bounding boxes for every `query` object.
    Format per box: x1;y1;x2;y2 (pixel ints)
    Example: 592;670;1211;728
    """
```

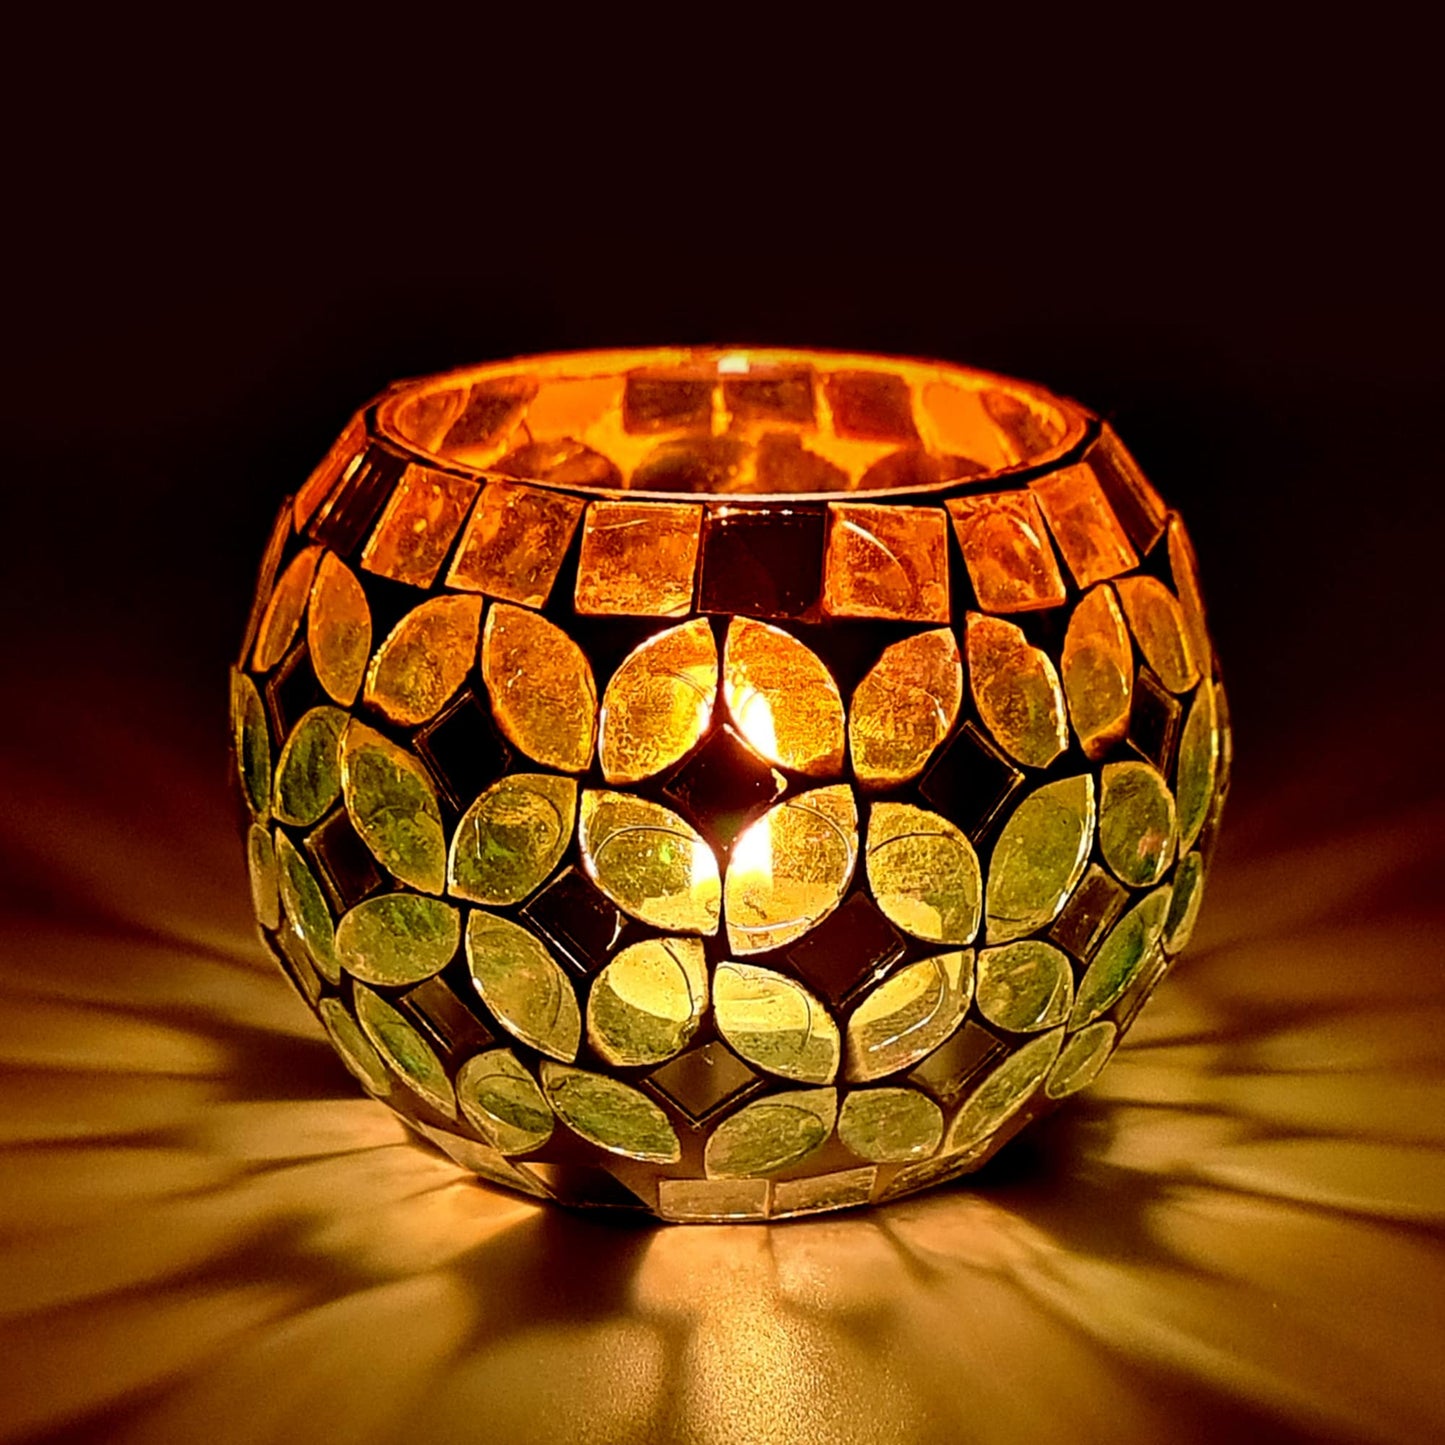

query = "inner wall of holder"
377;349;1087;499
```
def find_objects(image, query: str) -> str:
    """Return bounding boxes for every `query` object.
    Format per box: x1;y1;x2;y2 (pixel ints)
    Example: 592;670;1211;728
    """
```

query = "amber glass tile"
824;371;918;441
723;367;815;426
1087;425;1168;554
823;504;950;622
947;492;1067;613
1128;669;1183;773
632;437;748;493
253;545;323;674
305;445;410;556
494;438;622;489
919;720;1026;841
981;389;1062;458
446;481;585;609
754;434;851;493
294;415;367;531
697;507;826;619
412;691;513;812
1049;863;1129;962
519;866;626;978
574;501;703;617
398;974;495;1060
784;891;906;1007
264;644;327;743
361;463;478;587
440;377;536;454
661;723;787;852
383;386;466;454
907;1021;1006;1104
857;447;955;493
623;370;714;433
304;807;386;911
645;1039;762;1125
1030;464;1139;589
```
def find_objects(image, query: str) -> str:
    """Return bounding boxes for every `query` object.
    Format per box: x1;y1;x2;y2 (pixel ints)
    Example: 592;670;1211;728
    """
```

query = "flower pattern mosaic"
231;348;1230;1222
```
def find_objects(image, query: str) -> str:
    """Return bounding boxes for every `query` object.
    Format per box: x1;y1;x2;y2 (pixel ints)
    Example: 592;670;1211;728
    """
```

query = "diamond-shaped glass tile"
661;723;787;852
264;643;326;743
519;866;625;977
305;444;411;557
697;507;826;619
918;720;1025;842
398;974;495;1060
1128;668;1183;774
267;927;322;1006
1048;863;1130;963
784;891;906;1007
304;807;385;911
646;1039;762;1125
908;1020;1006;1104
516;1161;654;1210
413;691;513;812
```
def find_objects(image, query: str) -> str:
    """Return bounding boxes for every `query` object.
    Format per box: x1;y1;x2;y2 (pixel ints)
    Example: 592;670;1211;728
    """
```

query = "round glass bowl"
231;348;1229;1222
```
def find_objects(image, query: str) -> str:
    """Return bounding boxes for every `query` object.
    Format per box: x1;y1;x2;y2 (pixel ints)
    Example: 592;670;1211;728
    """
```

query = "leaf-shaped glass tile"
1167;516;1212;679
457;1049;554;1154
1164;850;1205;954
340;721;447;894
985;775;1096;943
465;911;580;1062
713;962;840;1084
844;950;973;1082
307;551;371;705
353;982;457;1117
335;892;460;986
273;705;346;826
723;617;845;776
838;1087;943;1162
724;785;857;954
587;938;708;1068
1045;1021;1117;1099
1099;760;1178;887
1175;679;1219;852
848;627;963;788
253;544;322;672
865;802;981;945
1061;585;1133;760
318;998;391;1096
275;831;339;983
975;940;1074;1032
599;618;717;785
231;669;270;818
703;1087;837;1178
1115;576;1201;694
965;612;1068;768
246;823;279;930
540;1062;681;1163
364;594;484;727
448;773;577;906
481;603;598;772
579;791;721;934
1069;884;1173;1028
946;1027;1063;1153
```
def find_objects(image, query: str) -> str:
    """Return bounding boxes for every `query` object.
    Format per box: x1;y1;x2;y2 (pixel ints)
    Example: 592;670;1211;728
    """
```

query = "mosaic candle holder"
231;348;1230;1223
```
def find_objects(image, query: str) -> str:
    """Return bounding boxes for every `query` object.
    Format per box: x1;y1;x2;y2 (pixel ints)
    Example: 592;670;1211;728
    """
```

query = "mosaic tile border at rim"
229;347;1230;1223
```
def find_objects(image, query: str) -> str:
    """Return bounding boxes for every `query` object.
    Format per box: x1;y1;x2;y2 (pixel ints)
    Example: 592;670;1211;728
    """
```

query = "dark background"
4;21;1440;813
